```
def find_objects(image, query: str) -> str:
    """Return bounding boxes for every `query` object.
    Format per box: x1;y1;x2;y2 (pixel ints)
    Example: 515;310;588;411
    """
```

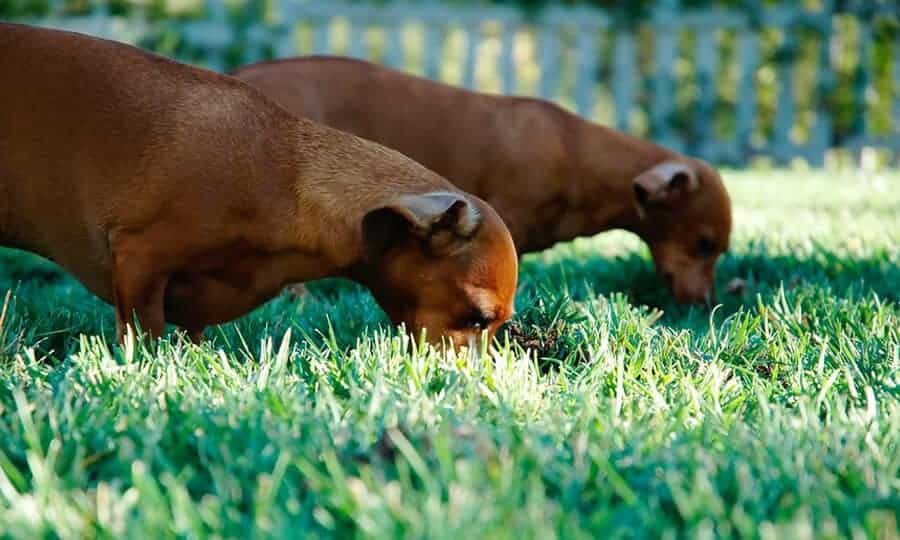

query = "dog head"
631;159;732;305
359;191;518;348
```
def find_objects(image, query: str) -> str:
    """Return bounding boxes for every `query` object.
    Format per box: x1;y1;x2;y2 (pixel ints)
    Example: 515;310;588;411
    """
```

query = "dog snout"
659;259;718;307
676;285;716;307
431;330;487;355
668;275;716;307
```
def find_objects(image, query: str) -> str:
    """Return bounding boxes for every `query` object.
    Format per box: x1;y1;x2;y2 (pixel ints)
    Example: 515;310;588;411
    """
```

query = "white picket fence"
10;0;900;165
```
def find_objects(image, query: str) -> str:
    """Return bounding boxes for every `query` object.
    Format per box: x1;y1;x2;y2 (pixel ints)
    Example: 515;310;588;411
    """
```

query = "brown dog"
0;24;517;346
233;56;732;305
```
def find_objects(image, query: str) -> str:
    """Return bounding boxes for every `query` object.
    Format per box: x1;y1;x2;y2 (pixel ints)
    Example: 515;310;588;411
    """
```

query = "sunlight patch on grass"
0;170;898;537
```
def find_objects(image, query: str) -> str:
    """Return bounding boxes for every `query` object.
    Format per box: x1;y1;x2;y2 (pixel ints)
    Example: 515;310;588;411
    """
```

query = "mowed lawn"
0;169;898;539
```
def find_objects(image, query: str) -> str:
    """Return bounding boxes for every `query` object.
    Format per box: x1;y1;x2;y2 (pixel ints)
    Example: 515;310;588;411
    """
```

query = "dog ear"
632;161;699;215
362;191;481;258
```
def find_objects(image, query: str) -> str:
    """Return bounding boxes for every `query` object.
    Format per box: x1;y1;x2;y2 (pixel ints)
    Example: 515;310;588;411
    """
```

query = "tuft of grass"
0;169;898;538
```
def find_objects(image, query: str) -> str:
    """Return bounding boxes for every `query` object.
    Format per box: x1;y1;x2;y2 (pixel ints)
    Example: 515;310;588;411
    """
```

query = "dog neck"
566;118;678;238
287;118;454;273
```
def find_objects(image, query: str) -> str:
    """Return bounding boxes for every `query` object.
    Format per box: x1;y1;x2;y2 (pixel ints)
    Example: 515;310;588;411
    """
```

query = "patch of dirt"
505;320;561;353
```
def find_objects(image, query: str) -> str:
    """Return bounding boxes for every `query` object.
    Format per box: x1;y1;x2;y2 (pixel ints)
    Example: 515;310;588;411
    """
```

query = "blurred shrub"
2;0;895;158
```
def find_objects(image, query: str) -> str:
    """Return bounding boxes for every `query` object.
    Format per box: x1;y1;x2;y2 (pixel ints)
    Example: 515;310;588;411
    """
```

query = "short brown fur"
233;56;732;304
0;25;517;346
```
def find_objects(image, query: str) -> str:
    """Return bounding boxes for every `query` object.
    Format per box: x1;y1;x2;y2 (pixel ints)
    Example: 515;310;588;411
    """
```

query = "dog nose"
676;287;715;307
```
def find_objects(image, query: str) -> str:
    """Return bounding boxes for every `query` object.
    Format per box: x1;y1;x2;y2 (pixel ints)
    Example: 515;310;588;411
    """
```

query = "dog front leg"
185;327;206;344
111;241;169;343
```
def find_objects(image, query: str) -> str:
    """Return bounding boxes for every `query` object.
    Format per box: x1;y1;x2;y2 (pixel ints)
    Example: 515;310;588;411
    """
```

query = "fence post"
89;0;110;38
312;17;331;55
384;20;406;69
651;0;683;152
851;17;873;142
424;21;447;80
894;38;900;166
348;19;367;59
694;26;718;160
735;25;759;165
574;25;598;118
894;39;900;137
126;0;150;43
463;17;481;90
772;20;797;165
613;30;637;133
499;23;517;94
810;1;835;167
192;0;231;72
539;24;561;101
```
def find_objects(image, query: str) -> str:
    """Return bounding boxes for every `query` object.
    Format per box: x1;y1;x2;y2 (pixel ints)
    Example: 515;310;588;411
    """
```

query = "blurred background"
2;0;898;168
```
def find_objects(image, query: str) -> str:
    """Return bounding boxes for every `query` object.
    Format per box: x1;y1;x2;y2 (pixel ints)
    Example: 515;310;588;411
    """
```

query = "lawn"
0;169;898;539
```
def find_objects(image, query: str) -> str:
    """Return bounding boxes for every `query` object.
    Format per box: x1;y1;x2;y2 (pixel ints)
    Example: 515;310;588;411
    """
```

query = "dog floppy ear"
632;161;699;216
363;191;482;258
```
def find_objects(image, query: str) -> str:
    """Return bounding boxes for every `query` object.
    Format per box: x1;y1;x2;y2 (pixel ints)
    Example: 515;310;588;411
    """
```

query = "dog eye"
462;310;493;330
697;236;717;257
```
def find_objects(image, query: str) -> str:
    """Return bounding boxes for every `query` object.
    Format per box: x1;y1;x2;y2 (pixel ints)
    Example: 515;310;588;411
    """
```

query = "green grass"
0;169;898;539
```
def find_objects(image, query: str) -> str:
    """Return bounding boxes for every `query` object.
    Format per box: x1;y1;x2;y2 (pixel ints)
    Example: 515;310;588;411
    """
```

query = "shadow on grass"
518;244;898;328
499;243;898;368
1;243;896;360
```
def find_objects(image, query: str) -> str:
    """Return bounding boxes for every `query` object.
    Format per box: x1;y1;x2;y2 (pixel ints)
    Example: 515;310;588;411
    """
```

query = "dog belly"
163;247;286;329
0;217;116;304
165;273;280;329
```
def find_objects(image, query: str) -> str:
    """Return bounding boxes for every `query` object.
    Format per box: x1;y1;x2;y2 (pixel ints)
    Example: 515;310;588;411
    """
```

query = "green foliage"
3;0;897;159
0;169;898;537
